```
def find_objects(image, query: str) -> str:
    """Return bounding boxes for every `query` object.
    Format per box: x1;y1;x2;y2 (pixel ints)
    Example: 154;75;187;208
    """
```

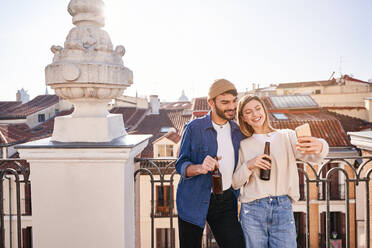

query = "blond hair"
237;95;274;137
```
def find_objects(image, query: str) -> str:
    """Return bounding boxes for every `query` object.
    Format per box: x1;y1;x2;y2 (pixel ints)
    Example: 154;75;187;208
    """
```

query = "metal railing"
0;159;31;248
135;156;372;248
1;156;372;248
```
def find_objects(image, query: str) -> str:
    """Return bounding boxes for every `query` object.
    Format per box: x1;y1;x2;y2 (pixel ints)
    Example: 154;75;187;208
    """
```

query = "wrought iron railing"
0;158;31;248
1;156;372;248
135;156;372;248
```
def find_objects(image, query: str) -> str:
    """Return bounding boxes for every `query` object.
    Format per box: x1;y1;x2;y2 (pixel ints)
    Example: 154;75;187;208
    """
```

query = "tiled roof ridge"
152;131;181;144
343;75;369;84
0;95;59;118
323;109;371;123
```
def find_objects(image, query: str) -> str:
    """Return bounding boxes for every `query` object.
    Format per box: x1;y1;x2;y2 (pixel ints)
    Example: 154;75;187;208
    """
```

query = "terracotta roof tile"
192;97;210;112
153;131;181;144
166;132;181;143
133;109;191;158
126;109;148;128
0;95;59;119
324;110;372;132
0;109;73;146
342;75;369;84
110;107;137;123
167;110;191;133
269;110;351;147
0;124;31;145
0;101;22;115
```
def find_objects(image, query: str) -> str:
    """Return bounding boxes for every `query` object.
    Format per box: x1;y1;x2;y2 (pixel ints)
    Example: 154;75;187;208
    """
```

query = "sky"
0;0;371;102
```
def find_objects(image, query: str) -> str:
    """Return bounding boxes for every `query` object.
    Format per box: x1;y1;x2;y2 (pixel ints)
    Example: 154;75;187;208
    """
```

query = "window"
160;127;171;133
38;114;45;122
156;185;173;216
157;144;174;157
156;228;175;248
272;113;288;120
314;89;321;94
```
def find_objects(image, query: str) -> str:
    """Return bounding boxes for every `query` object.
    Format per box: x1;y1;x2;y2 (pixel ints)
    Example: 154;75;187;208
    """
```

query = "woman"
232;95;329;248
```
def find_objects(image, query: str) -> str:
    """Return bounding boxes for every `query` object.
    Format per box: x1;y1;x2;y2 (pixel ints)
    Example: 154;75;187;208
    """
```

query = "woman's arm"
232;147;251;189
232;142;271;189
287;129;329;163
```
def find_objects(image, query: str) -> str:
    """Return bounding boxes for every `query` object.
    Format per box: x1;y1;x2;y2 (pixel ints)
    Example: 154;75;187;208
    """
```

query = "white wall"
26;104;57;128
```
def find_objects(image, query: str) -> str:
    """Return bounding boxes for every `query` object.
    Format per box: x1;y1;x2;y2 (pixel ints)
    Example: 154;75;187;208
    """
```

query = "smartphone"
295;123;311;138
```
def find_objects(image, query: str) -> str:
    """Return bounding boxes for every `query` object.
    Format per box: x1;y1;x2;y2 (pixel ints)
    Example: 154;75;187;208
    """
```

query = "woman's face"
241;99;267;131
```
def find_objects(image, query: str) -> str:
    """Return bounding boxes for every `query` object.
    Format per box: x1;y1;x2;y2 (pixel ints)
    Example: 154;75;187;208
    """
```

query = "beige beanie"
208;79;237;100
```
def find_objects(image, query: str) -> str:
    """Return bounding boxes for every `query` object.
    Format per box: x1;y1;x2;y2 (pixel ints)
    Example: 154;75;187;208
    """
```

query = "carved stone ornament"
46;0;132;142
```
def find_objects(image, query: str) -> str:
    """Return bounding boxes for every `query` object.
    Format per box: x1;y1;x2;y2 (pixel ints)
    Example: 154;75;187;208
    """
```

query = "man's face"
209;93;238;121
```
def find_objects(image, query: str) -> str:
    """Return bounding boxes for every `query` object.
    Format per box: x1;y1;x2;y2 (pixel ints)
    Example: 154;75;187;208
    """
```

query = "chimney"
16;88;30;103
149;95;160;114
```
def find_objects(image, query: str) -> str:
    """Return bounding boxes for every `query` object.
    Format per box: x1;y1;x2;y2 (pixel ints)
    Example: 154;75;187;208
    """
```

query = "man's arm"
185;156;217;177
176;124;216;178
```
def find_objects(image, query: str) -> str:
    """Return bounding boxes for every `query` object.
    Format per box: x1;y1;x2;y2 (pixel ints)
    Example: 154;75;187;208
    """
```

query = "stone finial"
45;0;133;142
68;0;105;27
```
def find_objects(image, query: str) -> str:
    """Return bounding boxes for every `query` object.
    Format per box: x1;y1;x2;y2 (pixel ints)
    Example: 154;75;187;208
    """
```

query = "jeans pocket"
280;196;293;210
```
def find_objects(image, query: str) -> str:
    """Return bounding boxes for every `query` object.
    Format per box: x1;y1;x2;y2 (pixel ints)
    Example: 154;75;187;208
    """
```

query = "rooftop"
0;95;59;120
134;109;191;158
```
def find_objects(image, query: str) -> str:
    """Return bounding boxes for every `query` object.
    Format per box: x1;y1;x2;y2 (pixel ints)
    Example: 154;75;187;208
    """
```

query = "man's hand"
198;155;220;174
296;136;323;154
185;155;220;177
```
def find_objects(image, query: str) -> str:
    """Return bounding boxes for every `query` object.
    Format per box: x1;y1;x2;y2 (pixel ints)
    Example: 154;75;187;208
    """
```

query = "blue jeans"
240;195;297;248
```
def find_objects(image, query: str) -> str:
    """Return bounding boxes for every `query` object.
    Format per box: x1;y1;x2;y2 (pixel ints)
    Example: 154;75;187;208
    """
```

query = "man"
176;79;245;248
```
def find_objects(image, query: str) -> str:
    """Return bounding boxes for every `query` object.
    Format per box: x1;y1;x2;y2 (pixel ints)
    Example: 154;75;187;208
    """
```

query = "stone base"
52;113;126;142
17;135;151;248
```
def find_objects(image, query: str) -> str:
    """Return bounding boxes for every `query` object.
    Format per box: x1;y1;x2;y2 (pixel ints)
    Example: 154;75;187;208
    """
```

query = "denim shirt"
175;112;245;228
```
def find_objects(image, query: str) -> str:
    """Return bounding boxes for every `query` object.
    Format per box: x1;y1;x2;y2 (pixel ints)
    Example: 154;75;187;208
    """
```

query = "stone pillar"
17;136;150;248
307;164;319;248
45;0;133;142
349;131;372;247
17;1;150;247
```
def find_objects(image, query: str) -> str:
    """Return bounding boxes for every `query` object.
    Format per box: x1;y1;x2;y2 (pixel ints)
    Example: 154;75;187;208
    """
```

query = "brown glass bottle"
212;156;223;195
260;142;271;181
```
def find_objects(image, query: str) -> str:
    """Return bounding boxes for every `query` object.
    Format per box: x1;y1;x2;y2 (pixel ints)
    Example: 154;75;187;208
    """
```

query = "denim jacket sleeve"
176;123;193;179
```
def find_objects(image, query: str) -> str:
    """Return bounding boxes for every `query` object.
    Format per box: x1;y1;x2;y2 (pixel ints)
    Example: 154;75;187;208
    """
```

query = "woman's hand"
296;136;323;154
246;154;272;171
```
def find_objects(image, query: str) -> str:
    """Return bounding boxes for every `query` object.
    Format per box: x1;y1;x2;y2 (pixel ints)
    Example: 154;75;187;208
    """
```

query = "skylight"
160;127;171;133
272;113;288;120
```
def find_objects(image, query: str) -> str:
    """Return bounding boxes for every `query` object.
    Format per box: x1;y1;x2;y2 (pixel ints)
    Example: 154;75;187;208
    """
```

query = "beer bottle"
260;142;271;180
212;156;223;195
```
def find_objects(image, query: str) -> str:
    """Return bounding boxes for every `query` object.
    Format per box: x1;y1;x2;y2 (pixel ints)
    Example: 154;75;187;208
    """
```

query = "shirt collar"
205;111;240;132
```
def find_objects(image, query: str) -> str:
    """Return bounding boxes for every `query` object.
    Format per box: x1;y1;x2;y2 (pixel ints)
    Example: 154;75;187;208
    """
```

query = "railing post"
305;163;319;248
345;165;356;247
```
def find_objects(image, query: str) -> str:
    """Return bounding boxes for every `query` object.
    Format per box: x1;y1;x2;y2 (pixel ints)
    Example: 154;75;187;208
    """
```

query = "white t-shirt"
252;131;278;143
212;121;235;190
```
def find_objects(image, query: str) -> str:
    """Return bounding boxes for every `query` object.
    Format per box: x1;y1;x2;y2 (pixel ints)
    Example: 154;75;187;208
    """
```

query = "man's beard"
215;105;236;121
